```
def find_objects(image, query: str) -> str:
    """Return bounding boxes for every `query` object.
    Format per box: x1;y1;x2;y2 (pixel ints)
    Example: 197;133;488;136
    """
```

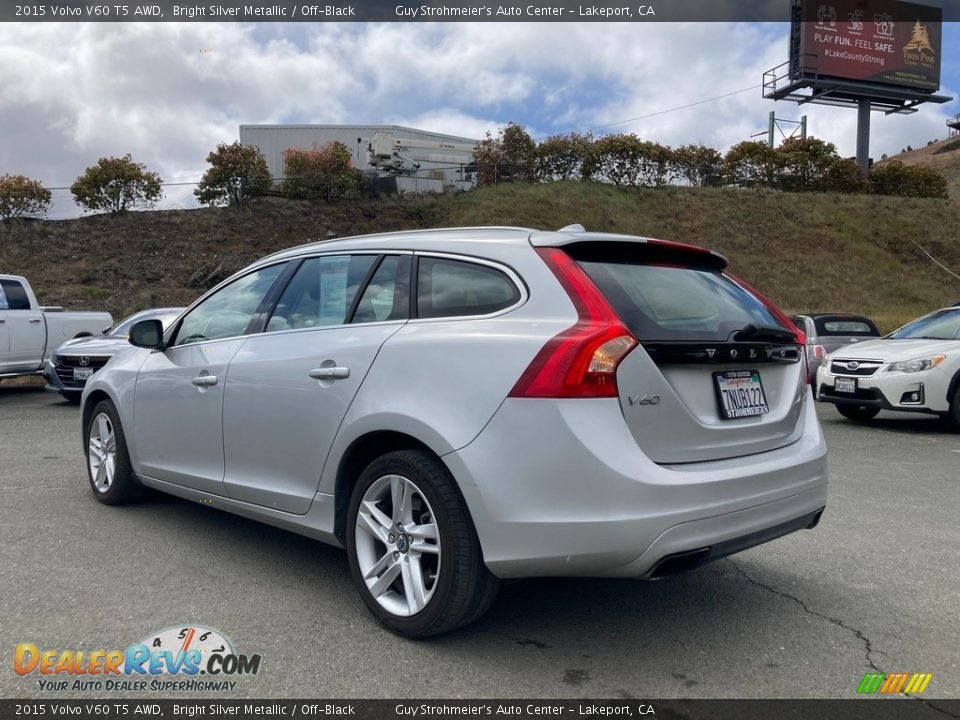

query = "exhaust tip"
649;547;711;578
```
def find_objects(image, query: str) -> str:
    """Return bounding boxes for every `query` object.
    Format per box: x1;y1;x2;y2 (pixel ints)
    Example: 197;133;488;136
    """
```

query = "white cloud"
0;21;954;185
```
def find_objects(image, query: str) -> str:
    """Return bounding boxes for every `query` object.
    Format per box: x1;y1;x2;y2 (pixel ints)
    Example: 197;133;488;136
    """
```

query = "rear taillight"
509;248;637;399
813;344;826;359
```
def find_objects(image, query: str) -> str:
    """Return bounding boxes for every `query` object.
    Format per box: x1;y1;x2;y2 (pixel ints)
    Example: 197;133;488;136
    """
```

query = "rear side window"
815;317;879;336
0;279;31;310
417;257;520;319
577;261;781;342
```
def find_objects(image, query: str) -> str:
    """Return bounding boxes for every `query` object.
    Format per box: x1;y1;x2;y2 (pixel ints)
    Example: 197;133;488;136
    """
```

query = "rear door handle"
29;318;42;323
309;366;350;380
191;375;218;387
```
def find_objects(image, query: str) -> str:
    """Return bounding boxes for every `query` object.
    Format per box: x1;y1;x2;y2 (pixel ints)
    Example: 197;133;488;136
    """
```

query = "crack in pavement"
726;558;883;671
726;559;960;718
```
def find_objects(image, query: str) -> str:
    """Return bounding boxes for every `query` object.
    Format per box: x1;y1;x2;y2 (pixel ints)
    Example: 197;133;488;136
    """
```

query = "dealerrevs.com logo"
14;625;261;692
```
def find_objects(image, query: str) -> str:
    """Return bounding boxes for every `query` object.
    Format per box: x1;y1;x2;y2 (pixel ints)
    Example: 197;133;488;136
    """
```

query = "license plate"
834;377;857;394
714;370;769;419
73;367;94;382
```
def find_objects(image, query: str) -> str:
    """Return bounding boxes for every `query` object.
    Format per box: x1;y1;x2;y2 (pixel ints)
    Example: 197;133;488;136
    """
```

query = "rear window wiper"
731;323;797;344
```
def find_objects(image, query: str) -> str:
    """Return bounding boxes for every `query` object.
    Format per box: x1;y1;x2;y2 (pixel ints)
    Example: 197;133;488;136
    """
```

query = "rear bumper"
446;393;827;579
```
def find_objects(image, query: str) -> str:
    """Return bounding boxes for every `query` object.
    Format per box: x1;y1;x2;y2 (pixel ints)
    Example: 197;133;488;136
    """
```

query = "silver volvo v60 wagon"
82;225;827;637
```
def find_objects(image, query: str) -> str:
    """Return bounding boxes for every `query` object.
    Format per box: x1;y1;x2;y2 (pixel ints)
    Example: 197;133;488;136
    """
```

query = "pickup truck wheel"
836;404;880;421
346;449;499;638
85;400;144;505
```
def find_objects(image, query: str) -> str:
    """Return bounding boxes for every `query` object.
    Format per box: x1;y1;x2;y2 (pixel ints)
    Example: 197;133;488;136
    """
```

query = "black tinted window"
417;257;520;319
578;261;782;342
0;279;31;310
267;255;375;332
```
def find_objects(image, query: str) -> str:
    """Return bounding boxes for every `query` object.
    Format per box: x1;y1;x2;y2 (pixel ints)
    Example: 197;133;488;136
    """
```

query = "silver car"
81;225;828;637
45;308;184;402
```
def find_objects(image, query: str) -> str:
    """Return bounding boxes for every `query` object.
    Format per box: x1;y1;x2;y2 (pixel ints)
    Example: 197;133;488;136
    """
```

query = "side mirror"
129;319;164;350
101;326;112;335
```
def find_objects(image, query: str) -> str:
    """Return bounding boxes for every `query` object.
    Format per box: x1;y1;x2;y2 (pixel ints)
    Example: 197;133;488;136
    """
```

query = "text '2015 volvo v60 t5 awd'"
81;225;827;637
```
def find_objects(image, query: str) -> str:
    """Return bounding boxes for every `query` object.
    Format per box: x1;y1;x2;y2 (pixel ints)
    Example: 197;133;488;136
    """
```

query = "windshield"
889;309;960;340
110;310;180;337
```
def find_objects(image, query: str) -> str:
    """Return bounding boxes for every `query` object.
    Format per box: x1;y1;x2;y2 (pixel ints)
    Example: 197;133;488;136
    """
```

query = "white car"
816;306;960;424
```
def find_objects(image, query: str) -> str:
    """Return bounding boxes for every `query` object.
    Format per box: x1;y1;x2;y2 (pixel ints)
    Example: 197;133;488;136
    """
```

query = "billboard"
794;0;942;92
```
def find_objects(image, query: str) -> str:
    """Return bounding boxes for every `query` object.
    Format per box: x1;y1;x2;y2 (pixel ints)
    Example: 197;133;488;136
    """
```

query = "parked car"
817;306;960;423
0;274;113;379
81;225;828;637
44;308;184;402
790;313;882;379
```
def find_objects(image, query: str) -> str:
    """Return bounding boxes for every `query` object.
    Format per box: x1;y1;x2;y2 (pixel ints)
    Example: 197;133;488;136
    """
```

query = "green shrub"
70;155;163;214
0;174;52;220
195;142;271;208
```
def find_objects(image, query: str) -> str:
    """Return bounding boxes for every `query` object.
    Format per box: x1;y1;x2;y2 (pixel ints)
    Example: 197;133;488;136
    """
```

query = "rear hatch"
563;240;806;464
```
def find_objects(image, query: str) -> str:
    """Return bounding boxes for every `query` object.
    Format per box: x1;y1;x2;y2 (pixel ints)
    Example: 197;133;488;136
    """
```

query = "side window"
172;263;284;346
417;257;520;319
0;279;31;310
266;255;375;332
352;255;410;324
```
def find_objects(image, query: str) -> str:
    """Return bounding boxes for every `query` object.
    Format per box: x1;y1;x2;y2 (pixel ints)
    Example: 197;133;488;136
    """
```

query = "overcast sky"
1;21;958;186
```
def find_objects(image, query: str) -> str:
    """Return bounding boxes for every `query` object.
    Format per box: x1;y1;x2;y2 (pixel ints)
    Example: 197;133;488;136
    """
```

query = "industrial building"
239;124;480;193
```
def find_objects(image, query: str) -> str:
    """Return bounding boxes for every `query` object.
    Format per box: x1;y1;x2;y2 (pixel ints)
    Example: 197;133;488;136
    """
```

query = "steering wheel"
199;310;251;339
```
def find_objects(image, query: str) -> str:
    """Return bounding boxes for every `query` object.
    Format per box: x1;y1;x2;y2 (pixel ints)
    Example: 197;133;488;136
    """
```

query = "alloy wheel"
88;412;117;493
353;474;441;617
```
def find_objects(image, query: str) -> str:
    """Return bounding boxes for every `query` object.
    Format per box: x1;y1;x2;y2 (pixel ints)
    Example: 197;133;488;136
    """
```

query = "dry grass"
3;184;959;332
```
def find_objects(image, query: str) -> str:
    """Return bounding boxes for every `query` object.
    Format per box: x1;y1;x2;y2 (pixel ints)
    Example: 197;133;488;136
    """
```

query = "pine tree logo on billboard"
902;19;935;70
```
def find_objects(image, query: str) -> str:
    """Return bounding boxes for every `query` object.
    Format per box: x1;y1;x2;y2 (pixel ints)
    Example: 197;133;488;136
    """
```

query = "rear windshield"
577;260;783;342
814;317;878;336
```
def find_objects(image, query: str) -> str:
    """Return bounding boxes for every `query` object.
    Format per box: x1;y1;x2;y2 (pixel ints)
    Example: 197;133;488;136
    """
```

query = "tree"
0;174;52;220
474;123;537;185
282;143;363;200
70;155;162;214
536;132;593;182
869;161;948;199
672;145;724;187
818;158;867;194
195;141;271;208
585;134;645;186
724;141;782;187
777;137;843;192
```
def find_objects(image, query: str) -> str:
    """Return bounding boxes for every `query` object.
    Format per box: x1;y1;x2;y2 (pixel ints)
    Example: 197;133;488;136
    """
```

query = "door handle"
0;319;5;323
191;375;218;387
309;366;350;380
29;318;42;323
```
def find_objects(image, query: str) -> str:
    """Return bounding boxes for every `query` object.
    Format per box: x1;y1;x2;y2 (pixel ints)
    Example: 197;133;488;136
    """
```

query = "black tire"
836;404;880;421
345;449;499;638
943;389;960;432
84;400;144;505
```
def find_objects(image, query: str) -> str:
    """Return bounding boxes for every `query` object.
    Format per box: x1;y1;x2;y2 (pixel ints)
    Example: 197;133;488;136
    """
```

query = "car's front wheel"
346;449;499;637
85;400;144;505
836;404;880;421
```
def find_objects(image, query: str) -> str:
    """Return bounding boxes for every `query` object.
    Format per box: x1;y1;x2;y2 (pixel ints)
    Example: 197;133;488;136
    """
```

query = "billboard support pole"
856;98;871;179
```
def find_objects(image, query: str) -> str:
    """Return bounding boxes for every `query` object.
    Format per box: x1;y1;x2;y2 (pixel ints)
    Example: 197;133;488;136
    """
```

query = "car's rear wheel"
836;404;880;421
85;400;144;505
346;449;499;638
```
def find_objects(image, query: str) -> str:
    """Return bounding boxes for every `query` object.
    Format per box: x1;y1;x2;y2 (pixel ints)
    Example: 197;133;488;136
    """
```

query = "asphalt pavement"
1;384;957;699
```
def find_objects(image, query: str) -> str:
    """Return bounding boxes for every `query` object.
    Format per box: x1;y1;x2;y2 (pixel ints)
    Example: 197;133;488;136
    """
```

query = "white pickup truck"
0;274;113;378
